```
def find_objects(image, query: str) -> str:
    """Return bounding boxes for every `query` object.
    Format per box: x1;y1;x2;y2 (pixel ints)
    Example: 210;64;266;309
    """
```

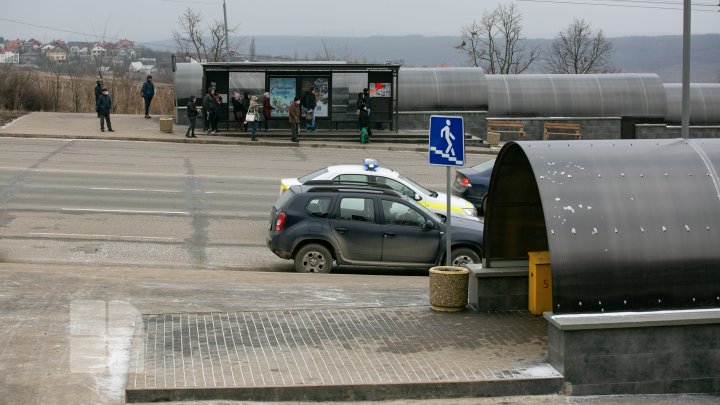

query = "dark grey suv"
266;182;484;273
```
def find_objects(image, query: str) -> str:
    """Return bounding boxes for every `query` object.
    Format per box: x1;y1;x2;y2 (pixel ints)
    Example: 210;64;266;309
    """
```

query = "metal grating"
128;307;558;391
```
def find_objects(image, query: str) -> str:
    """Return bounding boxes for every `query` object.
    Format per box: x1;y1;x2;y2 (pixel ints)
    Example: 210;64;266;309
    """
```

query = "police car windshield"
299;168;329;183
397;174;434;196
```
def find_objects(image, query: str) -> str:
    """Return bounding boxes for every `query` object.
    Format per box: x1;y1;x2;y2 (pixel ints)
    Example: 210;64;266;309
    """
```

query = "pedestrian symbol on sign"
429;115;464;167
440;119;456;157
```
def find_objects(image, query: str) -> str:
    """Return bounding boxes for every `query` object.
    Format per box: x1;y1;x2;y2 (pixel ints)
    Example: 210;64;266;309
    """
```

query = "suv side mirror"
422;219;435;230
414;193;422;201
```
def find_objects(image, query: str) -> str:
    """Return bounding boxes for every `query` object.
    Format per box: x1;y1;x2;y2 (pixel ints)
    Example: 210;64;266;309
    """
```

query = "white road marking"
28;232;176;241
61;208;190;215
91;187;180;193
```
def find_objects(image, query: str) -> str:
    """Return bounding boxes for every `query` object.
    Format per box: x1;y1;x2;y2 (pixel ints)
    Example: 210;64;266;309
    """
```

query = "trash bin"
159;117;173;133
528;251;552;315
487;131;500;146
429;266;469;312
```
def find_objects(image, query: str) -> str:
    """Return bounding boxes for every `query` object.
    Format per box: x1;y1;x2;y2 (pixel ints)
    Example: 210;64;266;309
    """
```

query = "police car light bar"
363;158;378;171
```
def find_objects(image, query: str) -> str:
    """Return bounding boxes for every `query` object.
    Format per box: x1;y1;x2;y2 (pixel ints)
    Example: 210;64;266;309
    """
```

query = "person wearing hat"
97;87;114;132
248;95;260;141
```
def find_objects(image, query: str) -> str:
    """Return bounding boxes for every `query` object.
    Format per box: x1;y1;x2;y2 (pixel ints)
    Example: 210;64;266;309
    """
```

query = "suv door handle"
335;227;348;234
384;232;397;238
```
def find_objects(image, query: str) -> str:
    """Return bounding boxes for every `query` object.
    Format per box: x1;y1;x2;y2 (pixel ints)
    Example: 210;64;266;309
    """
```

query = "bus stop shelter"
174;62;401;131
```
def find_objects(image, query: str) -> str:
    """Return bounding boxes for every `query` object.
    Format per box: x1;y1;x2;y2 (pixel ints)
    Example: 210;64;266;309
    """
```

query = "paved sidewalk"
127;307;560;402
0;112;499;155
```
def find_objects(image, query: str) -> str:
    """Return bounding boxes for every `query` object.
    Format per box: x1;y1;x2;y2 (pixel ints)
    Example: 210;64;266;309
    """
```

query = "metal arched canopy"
484;138;720;314
398;67;487;111
486;74;667;118
664;83;720;125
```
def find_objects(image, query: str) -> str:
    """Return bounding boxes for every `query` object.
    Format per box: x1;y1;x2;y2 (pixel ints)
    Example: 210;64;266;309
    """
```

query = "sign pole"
446;166;452;266
428;115;464;267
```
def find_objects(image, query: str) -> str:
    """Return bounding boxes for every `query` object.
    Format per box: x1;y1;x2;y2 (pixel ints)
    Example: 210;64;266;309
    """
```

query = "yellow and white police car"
280;159;479;221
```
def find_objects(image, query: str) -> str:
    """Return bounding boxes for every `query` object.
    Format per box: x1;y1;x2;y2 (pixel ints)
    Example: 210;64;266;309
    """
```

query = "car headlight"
462;207;477;217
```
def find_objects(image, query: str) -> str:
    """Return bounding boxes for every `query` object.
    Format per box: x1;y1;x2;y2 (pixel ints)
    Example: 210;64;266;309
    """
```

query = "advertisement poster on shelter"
269;77;296;117
302;77;329;118
369;83;391;97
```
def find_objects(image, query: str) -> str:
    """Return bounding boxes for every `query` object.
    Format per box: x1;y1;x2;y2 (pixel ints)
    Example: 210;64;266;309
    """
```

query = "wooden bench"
486;120;526;146
543;122;582;140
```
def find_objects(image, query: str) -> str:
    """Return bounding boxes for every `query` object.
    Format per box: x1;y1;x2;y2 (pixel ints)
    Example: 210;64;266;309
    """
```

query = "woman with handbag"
247;95;260;141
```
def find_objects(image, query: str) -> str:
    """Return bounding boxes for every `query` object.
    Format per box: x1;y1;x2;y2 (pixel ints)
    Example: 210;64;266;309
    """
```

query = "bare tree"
455;3;540;74
49;60;66;111
316;37;353;62
545;19;618;74
66;64;87;112
173;8;240;62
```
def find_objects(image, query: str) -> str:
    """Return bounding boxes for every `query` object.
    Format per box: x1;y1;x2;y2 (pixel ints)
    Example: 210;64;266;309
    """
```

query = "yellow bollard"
528;251;552;315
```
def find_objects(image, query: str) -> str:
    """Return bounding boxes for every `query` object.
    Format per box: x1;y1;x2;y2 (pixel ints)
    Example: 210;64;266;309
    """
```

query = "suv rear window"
273;188;296;209
305;197;332;218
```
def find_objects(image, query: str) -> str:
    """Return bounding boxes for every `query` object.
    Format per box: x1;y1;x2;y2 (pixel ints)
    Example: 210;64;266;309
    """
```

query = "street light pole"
680;0;691;139
223;0;230;62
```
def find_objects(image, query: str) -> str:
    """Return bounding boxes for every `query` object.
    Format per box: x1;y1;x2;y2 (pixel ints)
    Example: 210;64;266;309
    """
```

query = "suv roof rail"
301;181;402;197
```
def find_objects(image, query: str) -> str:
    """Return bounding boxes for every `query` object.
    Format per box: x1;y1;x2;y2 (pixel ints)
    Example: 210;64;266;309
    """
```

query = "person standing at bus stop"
141;75;155;119
302;86;317;132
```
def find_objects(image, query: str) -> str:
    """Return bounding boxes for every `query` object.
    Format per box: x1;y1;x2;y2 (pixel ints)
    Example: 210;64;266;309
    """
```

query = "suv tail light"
275;212;287;231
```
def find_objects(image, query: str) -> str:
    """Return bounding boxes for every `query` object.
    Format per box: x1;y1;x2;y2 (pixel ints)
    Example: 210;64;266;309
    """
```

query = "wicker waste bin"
429;266;469;312
487;131;500;146
159;117;173;133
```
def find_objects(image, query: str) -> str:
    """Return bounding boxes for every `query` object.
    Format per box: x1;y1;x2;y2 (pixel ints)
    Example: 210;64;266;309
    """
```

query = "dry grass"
0;66;174;116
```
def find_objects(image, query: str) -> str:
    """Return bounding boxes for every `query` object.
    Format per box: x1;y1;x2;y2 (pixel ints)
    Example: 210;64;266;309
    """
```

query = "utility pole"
680;0;691;139
223;0;230;62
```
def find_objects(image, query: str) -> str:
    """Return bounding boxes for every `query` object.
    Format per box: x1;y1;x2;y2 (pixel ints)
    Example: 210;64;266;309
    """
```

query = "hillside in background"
160;34;719;82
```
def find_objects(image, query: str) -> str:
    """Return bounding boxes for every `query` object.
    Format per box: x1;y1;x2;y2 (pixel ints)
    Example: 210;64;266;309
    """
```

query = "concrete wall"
546;312;720;395
636;124;720;139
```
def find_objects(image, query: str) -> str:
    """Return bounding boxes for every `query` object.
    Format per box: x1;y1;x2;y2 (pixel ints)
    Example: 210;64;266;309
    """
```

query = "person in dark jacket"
358;102;370;144
361;87;374;135
301;86;317;132
262;91;274;132
231;91;244;132
288;96;301;142
202;88;213;133
185;95;198;138
208;89;220;134
141;75;155;119
94;80;103;117
97;87;114;132
241;93;250;131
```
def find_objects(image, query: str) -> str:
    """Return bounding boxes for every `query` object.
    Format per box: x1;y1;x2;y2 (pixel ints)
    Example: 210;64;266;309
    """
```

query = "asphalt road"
0;137;494;272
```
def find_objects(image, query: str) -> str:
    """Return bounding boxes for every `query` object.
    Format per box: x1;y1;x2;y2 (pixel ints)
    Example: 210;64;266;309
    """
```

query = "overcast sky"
2;0;719;48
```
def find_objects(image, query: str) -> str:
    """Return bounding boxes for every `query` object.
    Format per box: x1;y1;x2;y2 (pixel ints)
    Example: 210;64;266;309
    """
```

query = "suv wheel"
294;244;334;273
451;247;480;267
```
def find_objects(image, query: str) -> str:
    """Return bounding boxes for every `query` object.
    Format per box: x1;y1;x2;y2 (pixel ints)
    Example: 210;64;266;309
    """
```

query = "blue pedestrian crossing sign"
429;115;464;166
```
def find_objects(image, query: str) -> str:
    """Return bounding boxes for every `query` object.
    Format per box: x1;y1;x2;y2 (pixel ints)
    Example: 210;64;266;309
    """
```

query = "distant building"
19;49;41;65
129;61;156;74
46;48;67;62
6;39;23;52
115;39;134;48
0;51;20;64
91;45;106;59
